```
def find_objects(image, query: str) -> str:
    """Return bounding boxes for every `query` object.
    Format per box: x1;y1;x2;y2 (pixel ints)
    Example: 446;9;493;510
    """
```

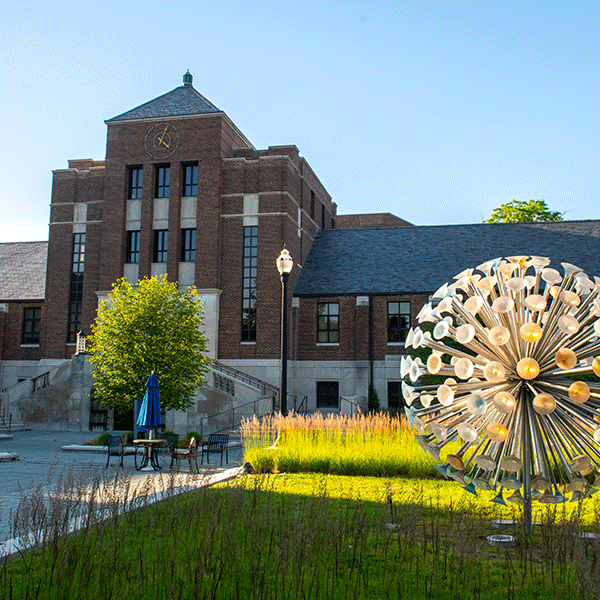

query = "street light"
276;247;293;415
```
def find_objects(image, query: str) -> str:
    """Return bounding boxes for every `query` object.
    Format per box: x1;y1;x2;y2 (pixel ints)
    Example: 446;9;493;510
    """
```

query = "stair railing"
200;395;276;437
294;396;308;414
0;406;12;434
210;361;279;397
340;396;363;416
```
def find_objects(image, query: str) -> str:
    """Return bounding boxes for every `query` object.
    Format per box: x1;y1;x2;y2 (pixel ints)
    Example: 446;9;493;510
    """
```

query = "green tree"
484;199;563;223
89;275;210;414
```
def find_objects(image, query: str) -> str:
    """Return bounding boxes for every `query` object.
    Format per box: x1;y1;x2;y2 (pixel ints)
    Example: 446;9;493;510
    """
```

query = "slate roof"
294;220;600;296
106;84;221;123
0;242;48;301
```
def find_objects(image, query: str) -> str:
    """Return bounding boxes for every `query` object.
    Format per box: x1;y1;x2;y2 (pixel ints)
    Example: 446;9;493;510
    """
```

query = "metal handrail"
210;361;279;396
0;406;12;434
31;372;51;392
340;396;363;416
295;396;308;414
200;395;275;436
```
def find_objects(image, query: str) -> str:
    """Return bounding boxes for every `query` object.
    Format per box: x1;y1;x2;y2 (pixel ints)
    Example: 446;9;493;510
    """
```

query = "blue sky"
1;1;598;242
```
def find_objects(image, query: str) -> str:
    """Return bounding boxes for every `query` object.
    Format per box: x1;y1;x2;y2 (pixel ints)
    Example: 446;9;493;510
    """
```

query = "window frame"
154;164;170;198
241;225;258;342
128;166;143;199
180;228;196;262
67;232;86;344
125;230;140;264
182;163;198;197
317;302;339;344
387;301;411;343
153;229;168;263
22;307;41;345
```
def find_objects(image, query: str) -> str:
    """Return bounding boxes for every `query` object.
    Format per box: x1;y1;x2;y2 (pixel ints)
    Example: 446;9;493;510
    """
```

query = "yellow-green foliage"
241;412;458;477
89;275;211;412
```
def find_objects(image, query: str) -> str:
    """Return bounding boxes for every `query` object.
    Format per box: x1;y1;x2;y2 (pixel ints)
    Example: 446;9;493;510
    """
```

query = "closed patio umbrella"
137;372;161;439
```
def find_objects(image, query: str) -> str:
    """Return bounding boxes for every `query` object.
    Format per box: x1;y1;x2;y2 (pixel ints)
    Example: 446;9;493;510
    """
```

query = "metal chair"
158;433;180;469
171;437;199;474
105;433;136;468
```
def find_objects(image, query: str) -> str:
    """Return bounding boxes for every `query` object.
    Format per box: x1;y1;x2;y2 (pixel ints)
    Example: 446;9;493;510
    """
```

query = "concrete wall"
0;355;93;431
289;357;402;412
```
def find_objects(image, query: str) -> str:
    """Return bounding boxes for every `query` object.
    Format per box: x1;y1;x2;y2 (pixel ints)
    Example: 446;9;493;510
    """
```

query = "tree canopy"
89;275;210;414
484;200;563;223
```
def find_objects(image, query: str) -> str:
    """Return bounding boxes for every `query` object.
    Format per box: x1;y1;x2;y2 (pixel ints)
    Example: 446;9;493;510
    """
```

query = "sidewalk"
0;430;244;551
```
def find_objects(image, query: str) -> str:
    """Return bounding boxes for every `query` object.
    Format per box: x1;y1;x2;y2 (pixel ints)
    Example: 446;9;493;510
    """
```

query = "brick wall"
293;293;429;362
336;213;413;229
41;100;337;365
43;165;106;358
1;301;44;361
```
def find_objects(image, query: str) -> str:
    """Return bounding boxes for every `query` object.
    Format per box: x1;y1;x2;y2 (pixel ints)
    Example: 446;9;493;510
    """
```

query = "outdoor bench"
201;433;229;466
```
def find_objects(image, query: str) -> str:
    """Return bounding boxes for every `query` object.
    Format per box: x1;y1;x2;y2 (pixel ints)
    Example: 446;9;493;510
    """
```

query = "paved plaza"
0;430;243;551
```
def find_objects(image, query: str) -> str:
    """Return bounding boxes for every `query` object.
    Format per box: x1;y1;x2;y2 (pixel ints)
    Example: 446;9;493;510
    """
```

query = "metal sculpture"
402;256;600;534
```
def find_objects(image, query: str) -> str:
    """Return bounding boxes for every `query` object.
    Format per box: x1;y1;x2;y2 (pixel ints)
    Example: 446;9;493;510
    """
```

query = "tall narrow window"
128;166;143;199
321;203;326;229
153;230;168;262
310;190;315;220
22;307;41;345
388;301;410;343
317;302;339;343
182;163;198;196
181;228;196;262
67;233;85;343
241;226;258;342
155;165;170;198
126;231;140;264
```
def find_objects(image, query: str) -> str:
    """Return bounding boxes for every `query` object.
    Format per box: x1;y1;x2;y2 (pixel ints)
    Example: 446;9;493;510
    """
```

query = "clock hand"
157;125;170;147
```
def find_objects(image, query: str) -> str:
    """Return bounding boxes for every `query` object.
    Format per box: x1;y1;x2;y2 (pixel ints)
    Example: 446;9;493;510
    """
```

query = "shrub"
368;384;380;412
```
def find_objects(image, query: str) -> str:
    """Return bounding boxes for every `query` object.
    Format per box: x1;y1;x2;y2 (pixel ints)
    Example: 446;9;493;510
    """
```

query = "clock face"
144;123;180;159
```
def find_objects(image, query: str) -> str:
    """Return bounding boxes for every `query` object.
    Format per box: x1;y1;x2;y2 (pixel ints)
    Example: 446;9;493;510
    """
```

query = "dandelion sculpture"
401;256;600;535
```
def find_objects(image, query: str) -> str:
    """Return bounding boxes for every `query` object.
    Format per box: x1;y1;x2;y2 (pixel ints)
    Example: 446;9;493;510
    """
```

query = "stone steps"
0;423;30;434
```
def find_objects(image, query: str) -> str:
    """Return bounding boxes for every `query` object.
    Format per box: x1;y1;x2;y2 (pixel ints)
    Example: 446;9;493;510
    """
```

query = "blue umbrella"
137;373;161;438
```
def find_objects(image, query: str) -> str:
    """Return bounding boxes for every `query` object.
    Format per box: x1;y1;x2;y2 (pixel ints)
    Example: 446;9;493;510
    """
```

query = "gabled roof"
294;220;600;296
0;242;48;301
106;77;221;123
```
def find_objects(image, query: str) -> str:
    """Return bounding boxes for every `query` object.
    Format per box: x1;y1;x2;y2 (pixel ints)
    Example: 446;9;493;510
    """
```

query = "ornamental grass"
241;412;457;477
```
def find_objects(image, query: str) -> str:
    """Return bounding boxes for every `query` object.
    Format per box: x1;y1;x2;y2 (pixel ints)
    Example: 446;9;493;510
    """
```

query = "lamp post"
276;247;294;415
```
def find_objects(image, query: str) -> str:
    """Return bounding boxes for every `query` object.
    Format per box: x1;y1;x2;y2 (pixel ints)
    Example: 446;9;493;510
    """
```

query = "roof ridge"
0;240;48;246
324;219;600;234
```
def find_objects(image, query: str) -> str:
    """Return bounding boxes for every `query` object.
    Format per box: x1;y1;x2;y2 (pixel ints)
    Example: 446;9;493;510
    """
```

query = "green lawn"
3;471;600;599
3;414;600;599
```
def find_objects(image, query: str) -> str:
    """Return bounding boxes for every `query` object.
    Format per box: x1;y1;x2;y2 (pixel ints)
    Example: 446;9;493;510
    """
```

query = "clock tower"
42;71;335;386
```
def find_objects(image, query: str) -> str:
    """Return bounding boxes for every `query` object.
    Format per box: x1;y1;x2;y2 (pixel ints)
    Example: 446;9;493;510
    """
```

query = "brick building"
291;221;600;411
1;73;600;429
0;243;47;385
2;72;336;428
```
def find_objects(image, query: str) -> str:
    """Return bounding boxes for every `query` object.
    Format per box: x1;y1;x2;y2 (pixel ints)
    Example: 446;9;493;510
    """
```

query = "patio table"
133;439;164;471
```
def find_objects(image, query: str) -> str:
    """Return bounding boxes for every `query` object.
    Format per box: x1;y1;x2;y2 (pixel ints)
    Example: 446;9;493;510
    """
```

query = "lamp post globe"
276;247;293;415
